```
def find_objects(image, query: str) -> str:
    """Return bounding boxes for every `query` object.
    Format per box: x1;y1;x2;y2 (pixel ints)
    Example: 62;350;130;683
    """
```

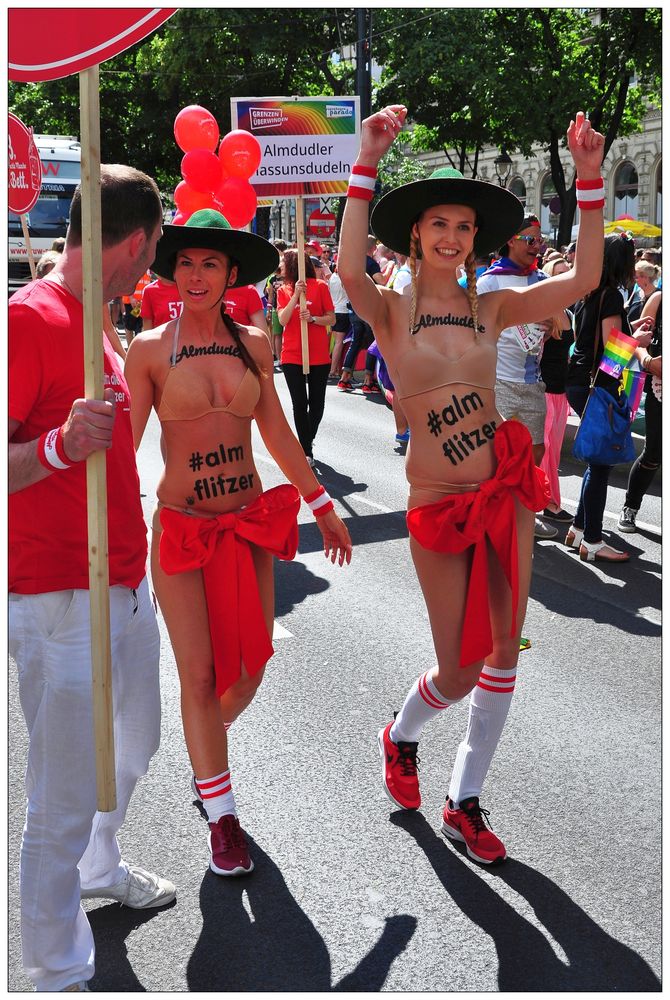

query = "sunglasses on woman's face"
514;235;542;248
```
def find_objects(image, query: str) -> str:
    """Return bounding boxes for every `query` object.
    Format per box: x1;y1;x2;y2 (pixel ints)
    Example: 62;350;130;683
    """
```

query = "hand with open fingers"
317;509;352;566
359;105;408;164
567;111;605;179
61;387;116;462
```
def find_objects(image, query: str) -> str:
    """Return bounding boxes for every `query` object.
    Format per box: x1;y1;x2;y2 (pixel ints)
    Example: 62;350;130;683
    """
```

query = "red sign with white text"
8;113;42;215
8;8;178;82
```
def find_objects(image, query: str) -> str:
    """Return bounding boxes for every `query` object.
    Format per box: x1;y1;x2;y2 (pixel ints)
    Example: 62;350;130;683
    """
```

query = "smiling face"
507;224;542;268
413;204;477;270
174;247;237;310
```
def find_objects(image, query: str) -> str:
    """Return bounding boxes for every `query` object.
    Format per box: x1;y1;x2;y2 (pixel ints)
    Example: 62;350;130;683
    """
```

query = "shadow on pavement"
88;898;176;991
390;811;661;992
274;556;331;617
186;835;416;991
531;541;661;631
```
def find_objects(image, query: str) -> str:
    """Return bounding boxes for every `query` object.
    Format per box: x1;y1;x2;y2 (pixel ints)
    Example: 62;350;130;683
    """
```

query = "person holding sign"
125;210;351;878
339;106;605;865
276;249;336;466
9;165;174;994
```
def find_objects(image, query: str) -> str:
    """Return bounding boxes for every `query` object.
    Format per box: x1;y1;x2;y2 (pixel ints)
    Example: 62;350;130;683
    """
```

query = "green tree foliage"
374;7;661;242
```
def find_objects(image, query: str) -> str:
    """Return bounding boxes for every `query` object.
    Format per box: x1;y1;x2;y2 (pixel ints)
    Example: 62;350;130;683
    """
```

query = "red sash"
159;484;300;695
406;421;549;669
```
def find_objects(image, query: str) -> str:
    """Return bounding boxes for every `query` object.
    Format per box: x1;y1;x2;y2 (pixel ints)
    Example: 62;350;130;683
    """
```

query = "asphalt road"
8;372;662;993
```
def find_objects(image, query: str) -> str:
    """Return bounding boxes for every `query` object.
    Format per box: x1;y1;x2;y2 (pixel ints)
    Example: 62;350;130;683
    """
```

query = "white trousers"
9;577;161;992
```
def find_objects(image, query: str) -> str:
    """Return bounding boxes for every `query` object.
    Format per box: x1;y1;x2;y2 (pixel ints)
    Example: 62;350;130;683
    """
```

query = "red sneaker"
441;796;506;865
208;815;254;876
377;721;421;810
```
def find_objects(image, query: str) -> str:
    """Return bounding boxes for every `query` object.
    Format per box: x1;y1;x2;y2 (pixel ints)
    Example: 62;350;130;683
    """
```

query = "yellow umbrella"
604;218;662;237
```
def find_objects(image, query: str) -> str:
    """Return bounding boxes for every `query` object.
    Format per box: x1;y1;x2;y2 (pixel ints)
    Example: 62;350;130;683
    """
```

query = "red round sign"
8;113;42;215
308;209;337;238
8;9;178;82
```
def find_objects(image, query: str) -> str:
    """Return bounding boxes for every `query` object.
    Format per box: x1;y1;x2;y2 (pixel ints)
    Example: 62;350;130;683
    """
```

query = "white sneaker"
81;863;176;909
618;506;638;533
534;518;558;539
60;982;90;992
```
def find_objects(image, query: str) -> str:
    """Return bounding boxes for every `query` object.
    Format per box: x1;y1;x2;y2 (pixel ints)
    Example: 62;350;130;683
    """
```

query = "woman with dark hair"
565;233;653;562
125;210;351;877
339;106;605;865
277;248;336;466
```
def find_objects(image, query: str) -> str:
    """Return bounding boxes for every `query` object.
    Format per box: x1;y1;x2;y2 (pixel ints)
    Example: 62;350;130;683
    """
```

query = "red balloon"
217;176;257;228
172;210;189;225
181;149;223;194
174;105;220;153
218;130;262;180
174;181;212;215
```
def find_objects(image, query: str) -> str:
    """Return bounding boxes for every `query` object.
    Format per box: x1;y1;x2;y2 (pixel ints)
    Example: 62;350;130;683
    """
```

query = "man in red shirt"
9;165;175;993
140;273;183;329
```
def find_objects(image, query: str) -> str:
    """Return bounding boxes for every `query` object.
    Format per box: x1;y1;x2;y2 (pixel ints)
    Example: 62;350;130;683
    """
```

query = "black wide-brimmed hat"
370;167;524;257
152;209;279;287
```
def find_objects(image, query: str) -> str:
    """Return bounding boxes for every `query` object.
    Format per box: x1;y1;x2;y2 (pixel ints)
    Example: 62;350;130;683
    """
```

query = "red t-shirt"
277;278;334;366
140;278;183;327
9;279;148;594
223;285;264;325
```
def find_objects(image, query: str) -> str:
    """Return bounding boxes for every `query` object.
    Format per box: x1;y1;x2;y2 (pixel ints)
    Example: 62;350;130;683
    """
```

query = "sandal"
564;526;584;549
579;540;630;563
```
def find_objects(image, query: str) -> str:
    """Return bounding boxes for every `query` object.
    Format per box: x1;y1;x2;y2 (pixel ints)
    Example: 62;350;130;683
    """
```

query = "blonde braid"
409;233;419;335
464;250;479;336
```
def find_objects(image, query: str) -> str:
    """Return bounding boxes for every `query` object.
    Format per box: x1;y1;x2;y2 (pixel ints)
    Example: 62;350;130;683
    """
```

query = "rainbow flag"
621;361;646;420
599;328;638;378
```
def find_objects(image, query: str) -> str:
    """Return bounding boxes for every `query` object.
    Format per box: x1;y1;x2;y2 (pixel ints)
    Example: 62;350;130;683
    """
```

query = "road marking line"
559;499;660;535
273;621;293;639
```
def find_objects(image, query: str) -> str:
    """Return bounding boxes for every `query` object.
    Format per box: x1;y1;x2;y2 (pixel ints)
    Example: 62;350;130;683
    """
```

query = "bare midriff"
400;384;502;509
156;411;263;517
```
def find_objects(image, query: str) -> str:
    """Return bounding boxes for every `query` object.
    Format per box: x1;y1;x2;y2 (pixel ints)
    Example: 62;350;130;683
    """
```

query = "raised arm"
338;105;407;334
491;113;605;331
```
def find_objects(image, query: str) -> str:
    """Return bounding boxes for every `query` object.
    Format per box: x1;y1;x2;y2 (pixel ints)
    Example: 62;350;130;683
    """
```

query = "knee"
434;664;481;701
180;665;218;705
224;669;264;704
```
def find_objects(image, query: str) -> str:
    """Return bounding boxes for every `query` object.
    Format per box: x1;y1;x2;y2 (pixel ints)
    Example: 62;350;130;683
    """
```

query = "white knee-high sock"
448;666;517;806
390;670;461;744
195;769;237;823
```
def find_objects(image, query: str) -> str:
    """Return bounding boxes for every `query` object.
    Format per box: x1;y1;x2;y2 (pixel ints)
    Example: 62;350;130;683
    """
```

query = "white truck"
8;133;81;294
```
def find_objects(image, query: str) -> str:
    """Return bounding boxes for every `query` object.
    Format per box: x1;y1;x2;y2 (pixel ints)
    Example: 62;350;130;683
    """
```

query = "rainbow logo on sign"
231;96;360;197
598;328;638;379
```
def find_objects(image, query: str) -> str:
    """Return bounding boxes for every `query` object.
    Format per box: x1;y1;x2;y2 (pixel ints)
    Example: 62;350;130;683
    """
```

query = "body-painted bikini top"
392;331;497;402
157;318;260;422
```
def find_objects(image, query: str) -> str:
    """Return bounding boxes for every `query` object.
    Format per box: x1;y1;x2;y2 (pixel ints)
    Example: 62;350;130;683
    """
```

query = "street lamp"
494;147;513;188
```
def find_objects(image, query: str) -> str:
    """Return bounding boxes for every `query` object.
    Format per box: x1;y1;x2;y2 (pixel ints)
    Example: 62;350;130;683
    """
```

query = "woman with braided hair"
125;210;351;878
338;105;606;864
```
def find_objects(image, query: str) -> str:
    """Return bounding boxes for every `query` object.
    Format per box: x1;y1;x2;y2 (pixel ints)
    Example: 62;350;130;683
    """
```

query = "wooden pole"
19;214;37;280
295;196;310;375
79;64;116;812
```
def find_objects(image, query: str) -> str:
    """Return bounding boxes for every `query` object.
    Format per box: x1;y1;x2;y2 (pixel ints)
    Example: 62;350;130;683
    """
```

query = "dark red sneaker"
208;815;254;876
362;382;381;394
377;721;421;810
441;796;506;865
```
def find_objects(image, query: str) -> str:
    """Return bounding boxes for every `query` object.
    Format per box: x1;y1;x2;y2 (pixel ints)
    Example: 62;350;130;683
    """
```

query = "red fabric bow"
159;484;300;695
406;421;549;669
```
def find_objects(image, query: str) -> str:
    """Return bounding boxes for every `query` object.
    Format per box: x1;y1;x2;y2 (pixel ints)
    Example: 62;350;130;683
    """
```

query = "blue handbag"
572;288;636;466
572;384;636;465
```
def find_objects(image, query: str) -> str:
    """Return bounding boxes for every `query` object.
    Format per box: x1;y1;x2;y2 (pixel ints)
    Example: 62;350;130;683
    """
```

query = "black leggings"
625;387;662;510
281;363;331;458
